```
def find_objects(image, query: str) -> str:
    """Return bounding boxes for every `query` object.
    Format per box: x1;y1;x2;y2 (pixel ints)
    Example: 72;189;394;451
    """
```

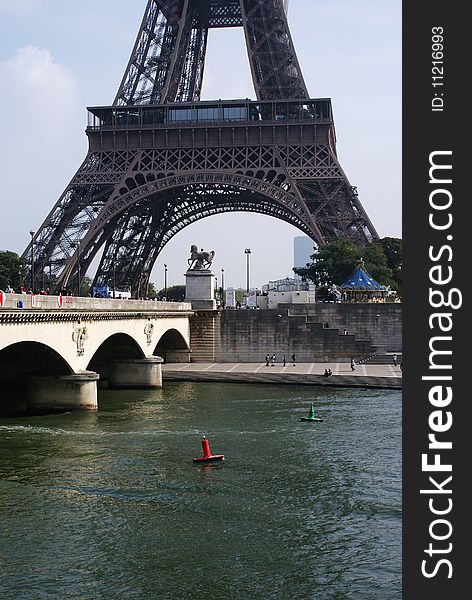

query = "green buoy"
300;402;323;422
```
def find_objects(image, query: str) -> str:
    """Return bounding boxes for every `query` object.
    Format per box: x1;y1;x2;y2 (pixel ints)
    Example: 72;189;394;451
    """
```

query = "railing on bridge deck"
0;293;192;312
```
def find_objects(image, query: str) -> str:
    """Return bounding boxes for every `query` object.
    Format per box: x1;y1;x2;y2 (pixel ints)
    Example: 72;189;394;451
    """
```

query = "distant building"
293;236;314;278
260;277;316;309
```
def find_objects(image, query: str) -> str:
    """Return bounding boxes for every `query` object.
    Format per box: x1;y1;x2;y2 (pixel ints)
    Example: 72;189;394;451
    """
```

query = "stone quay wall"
189;303;402;363
283;302;402;353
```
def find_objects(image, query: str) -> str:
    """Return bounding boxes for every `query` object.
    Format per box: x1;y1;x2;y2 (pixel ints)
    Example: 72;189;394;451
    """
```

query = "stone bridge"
0;294;193;415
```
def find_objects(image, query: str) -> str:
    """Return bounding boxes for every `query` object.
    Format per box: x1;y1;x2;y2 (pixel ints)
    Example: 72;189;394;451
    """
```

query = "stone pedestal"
27;371;99;412
185;269;216;310
108;356;164;389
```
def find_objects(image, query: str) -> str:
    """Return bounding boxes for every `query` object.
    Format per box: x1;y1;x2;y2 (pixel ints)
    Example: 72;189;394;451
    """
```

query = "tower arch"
64;172;323;294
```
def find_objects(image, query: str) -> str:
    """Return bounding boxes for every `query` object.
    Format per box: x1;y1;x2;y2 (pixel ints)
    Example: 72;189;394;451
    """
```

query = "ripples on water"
0;383;401;599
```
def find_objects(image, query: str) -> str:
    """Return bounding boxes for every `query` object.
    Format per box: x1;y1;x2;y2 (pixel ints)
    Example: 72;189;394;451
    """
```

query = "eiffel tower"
24;0;378;296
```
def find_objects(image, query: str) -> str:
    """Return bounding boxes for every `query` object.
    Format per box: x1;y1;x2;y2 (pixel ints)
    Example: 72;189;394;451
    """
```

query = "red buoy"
193;435;225;463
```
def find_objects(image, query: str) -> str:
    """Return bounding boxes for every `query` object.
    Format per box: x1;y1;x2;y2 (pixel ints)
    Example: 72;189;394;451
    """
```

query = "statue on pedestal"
185;245;217;310
187;245;215;271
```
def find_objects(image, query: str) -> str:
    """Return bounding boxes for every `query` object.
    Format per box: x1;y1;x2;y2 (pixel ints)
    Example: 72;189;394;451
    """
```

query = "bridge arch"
87;332;145;380
0;341;74;378
154;327;190;363
0;341;73;416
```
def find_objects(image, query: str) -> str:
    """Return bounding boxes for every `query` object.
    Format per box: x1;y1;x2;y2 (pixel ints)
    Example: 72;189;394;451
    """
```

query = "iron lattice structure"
24;0;378;296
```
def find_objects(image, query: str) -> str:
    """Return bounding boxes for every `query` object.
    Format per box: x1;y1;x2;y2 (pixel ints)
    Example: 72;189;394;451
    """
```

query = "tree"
0;251;27;291
293;237;402;292
380;237;402;269
147;282;158;299
80;276;93;297
158;285;186;301
361;241;393;287
293;239;361;286
380;237;402;290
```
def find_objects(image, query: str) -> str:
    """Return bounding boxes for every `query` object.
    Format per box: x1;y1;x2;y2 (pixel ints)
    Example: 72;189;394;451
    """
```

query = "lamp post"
41;254;46;291
244;248;251;293
136;258;143;299
221;268;225;302
164;263;168;299
76;242;81;297
112;261;116;299
29;230;35;293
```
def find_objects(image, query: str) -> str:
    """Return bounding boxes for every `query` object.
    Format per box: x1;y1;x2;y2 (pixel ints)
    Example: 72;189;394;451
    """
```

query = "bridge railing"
0;293;192;312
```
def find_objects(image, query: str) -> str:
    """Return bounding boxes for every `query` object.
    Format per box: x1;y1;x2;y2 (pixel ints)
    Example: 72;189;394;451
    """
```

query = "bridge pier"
27;371;99;412
108;356;164;389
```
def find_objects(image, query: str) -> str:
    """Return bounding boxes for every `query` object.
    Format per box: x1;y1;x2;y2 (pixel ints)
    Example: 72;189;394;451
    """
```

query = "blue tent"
339;266;385;290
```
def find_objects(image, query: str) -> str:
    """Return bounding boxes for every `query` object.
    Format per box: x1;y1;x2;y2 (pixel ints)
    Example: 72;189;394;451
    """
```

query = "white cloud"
1;46;77;110
0;46;84;252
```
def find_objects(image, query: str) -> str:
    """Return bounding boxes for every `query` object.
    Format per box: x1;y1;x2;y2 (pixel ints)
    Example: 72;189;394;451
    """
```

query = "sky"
0;0;401;291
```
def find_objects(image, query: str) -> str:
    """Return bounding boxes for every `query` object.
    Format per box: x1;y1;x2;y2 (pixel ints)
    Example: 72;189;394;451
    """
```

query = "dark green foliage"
80;276;92;297
379;237;403;290
0;251;27;291
293;238;402;293
147;282;158;299
158;284;186;301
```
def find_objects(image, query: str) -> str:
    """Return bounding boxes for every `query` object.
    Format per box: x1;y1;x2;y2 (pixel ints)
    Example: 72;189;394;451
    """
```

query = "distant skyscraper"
293;236;315;278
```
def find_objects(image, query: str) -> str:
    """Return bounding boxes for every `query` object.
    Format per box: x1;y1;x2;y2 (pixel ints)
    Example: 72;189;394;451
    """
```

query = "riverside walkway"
163;361;402;390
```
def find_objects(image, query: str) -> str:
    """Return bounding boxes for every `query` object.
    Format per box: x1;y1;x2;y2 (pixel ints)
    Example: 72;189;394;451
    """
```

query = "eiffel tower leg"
176;24;208;101
22;147;146;292
241;0;308;100
115;0;204;105
93;202;163;297
295;179;378;244
22;167;115;291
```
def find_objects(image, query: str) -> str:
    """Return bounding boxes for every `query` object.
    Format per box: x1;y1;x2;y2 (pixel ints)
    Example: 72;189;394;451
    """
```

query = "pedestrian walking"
393;353;398;367
271;354;276;366
265;354;270;366
350;357;356;372
291;353;296;366
283;355;286;366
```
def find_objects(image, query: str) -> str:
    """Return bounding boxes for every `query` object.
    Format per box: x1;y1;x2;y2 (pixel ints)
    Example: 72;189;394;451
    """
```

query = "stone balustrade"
0;292;191;312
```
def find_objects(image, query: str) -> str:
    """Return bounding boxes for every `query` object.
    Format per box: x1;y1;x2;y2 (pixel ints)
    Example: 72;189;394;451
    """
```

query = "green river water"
0;382;401;599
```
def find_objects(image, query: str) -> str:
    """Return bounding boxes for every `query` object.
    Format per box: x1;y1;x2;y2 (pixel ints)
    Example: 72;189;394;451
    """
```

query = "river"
0;382;401;599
